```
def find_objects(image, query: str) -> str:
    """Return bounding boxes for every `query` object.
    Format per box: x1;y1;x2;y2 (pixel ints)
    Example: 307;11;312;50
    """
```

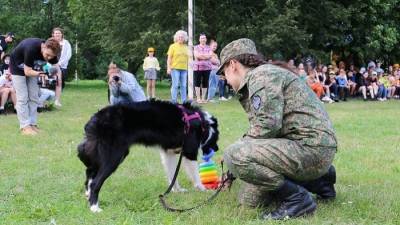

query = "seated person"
0;54;10;76
306;68;324;99
0;71;16;113
38;87;55;111
42;63;62;107
107;62;146;105
336;68;349;101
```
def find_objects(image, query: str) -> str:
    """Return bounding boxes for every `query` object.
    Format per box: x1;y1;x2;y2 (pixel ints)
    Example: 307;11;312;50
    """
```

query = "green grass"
0;80;399;225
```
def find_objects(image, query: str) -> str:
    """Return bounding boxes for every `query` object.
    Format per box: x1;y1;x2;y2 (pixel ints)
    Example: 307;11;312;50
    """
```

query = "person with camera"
108;62;146;105
10;37;61;135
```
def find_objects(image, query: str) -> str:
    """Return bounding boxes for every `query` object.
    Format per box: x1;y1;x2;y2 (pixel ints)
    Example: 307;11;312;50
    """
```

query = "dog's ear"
182;130;200;161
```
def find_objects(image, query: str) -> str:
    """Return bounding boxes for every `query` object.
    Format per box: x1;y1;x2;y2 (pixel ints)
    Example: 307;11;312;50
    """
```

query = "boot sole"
293;201;317;218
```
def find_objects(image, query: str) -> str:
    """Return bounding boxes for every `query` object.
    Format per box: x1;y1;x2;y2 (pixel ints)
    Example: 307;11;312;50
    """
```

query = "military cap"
217;38;257;75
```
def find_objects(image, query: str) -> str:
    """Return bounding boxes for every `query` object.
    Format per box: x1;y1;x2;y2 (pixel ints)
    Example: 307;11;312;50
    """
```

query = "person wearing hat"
143;47;160;99
218;38;337;220
0;32;15;60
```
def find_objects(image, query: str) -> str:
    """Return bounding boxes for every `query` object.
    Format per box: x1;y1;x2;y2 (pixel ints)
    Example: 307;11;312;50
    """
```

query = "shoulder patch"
252;95;261;110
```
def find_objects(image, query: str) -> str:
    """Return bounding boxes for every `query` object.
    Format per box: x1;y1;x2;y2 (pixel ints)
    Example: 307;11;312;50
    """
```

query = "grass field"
0;80;399;225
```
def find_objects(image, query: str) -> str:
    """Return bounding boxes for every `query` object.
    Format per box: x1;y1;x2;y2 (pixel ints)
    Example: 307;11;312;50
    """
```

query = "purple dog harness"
177;105;202;134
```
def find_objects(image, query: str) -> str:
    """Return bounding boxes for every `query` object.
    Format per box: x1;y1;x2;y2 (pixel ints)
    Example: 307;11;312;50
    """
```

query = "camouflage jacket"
237;64;337;148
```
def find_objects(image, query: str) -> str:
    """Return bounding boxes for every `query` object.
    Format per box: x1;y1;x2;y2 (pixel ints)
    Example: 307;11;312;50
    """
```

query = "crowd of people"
0;28;72;135
295;60;400;103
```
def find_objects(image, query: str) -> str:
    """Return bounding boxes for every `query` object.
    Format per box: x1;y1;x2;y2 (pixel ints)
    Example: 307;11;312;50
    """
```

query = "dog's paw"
90;203;103;213
194;184;207;191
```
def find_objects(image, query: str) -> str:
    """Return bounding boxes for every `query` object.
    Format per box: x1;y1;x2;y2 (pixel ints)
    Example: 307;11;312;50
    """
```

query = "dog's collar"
177;105;202;134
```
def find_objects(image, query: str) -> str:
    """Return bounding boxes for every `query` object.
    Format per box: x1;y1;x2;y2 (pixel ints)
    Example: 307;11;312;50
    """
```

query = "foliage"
1;0;400;78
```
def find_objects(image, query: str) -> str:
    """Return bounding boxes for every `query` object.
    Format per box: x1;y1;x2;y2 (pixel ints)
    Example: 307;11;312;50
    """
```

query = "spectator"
336;69;349;101
193;33;212;103
358;71;370;100
52;27;72;90
108;62;146;105
327;71;339;101
297;63;307;82
38;87;55;111
0;54;10;76
306;68;324;99
347;70;357;96
0;32;14;60
318;65;334;103
143;47;160;99
368;71;379;99
0;71;16;114
387;73;397;99
376;73;388;101
207;39;220;102
375;62;384;74
167;30;189;103
10;37;60;135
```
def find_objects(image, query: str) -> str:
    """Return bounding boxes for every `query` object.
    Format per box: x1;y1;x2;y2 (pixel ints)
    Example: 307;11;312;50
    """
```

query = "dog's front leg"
183;157;206;191
160;150;187;192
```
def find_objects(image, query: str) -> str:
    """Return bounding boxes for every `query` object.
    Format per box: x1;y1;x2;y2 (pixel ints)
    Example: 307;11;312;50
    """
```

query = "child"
143;47;160;99
336;68;349;101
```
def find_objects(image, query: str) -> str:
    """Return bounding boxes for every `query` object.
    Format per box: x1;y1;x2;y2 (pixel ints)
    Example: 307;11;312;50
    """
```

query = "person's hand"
167;68;172;75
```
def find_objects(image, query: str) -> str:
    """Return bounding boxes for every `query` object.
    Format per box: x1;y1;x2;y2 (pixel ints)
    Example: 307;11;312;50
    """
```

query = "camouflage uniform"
220;39;337;207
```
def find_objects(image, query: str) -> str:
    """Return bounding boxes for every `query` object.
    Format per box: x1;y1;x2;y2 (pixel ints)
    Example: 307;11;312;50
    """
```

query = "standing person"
217;38;337;220
0;32;15;60
108;62;146;105
143;47;160;99
207;39;220;102
52;27;72;107
167;30;189;103
10;37;61;135
193;33;212;103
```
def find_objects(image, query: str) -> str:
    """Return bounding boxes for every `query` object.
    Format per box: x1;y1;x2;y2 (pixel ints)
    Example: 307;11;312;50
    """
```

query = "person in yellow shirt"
167;30;189;103
143;47;160;99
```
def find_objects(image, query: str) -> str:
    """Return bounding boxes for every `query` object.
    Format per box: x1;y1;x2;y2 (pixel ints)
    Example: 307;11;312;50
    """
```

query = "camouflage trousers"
224;137;336;207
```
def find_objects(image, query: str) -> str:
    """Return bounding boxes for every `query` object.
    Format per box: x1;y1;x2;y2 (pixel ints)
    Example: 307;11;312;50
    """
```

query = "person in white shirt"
142;47;160;99
52;27;72;106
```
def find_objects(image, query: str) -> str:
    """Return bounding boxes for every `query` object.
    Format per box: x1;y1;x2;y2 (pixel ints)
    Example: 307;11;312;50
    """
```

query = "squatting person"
218;38;337;220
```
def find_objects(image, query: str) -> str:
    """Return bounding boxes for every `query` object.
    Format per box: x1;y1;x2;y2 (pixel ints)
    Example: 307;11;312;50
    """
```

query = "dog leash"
159;152;235;212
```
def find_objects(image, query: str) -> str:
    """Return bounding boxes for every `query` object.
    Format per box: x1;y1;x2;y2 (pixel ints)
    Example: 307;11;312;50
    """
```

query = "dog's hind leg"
159;150;187;192
183;157;206;191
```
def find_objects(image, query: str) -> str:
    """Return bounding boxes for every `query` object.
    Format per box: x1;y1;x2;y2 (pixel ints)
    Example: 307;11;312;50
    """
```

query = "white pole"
75;33;78;82
187;0;194;100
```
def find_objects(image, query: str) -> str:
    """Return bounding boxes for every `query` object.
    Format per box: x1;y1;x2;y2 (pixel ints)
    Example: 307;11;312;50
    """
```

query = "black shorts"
194;70;211;88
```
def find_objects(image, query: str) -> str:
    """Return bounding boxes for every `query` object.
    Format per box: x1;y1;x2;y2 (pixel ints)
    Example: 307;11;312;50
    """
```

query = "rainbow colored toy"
199;160;220;189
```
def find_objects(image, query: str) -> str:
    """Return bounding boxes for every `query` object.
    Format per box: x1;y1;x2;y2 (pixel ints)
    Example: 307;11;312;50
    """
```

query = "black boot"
300;165;336;200
260;180;316;220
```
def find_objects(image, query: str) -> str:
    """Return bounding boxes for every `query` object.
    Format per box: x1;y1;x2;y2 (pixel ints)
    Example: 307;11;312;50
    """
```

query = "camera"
112;76;120;82
38;72;57;89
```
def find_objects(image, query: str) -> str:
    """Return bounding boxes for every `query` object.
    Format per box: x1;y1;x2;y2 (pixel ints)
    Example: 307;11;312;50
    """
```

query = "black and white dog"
77;100;219;212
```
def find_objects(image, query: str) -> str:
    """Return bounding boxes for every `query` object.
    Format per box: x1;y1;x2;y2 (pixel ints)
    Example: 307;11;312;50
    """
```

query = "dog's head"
199;111;219;155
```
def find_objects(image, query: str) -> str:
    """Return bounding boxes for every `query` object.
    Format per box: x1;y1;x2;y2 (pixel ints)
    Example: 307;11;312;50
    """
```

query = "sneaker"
219;97;228;101
0;108;4;115
55;100;62;107
21;126;37;136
